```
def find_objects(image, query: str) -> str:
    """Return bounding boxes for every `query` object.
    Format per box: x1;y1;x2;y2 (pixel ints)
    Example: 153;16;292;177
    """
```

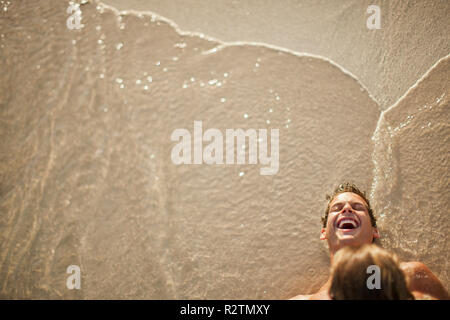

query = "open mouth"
336;216;360;230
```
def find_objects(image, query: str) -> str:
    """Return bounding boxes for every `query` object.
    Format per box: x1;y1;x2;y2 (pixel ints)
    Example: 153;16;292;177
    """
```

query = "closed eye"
353;203;366;211
330;202;366;212
330;204;343;212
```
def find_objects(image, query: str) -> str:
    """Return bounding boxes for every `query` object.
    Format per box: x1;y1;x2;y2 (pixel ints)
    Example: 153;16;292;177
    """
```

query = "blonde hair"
329;244;414;300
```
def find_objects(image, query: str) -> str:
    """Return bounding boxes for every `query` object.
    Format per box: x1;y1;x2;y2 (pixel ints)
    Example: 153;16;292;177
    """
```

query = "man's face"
320;192;379;253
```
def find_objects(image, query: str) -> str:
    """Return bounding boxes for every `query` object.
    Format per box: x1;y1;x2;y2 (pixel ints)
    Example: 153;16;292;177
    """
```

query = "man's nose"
341;203;354;213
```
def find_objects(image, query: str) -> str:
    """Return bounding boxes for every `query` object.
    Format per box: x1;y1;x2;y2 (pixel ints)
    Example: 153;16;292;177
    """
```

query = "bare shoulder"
289;294;312;300
289;289;331;300
400;261;429;273
400;261;439;281
400;261;449;300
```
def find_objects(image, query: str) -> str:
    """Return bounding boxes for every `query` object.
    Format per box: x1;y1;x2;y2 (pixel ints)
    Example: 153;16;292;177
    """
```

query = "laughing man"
290;182;449;300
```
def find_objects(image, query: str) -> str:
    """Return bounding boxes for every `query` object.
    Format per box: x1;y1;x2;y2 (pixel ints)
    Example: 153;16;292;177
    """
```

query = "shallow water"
0;0;448;298
103;0;450;110
371;56;449;289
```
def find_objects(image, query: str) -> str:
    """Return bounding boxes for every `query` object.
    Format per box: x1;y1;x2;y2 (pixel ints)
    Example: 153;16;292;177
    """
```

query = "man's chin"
335;226;361;237
327;229;368;251
336;232;362;246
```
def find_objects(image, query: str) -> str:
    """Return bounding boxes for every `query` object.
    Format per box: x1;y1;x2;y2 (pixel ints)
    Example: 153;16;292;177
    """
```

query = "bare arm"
289;280;332;300
401;261;449;300
289;294;312;300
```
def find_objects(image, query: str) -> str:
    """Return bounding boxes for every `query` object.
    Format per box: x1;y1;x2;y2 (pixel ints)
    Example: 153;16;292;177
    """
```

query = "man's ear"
373;227;380;239
320;228;327;240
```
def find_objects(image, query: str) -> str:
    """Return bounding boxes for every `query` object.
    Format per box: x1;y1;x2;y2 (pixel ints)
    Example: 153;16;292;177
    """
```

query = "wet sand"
103;0;450;110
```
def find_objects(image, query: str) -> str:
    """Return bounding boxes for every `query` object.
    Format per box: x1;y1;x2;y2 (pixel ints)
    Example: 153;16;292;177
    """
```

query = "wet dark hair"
321;182;377;228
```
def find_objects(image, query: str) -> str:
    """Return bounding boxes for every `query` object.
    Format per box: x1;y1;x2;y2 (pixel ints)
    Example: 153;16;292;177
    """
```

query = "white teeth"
338;219;357;228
